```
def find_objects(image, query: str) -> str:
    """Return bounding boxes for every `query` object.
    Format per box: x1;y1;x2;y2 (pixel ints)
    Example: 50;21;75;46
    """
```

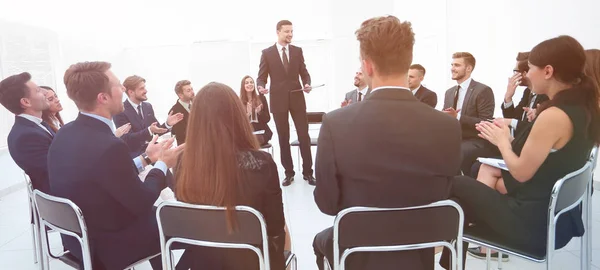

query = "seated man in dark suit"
442;52;495;175
0;72;52;193
48;61;184;270
341;69;370;107
408;64;437;108
168;80;194;146
313;16;462;270
501;51;548;135
114;75;183;157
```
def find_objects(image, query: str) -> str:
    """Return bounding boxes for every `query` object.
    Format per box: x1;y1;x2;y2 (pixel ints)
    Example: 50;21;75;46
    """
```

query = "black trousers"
460;138;497;175
439;176;545;270
273;109;312;177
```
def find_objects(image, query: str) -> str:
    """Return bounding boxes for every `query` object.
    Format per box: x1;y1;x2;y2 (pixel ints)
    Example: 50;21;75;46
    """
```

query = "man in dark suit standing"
0;72;52;193
114;75;183;157
408;64;437;108
313;16;462;270
48;62;184;270
168;80;194;146
257;20;315;186
501;52;548;135
341;69;370;107
442;52;495;175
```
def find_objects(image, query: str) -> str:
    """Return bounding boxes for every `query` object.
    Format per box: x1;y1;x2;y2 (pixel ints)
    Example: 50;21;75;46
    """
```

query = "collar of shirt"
369;86;411;94
411;85;422;95
458;77;472;92
276;43;289;53
127;98;142;109
178;99;191;112
17;113;43;125
80;112;116;133
357;86;369;96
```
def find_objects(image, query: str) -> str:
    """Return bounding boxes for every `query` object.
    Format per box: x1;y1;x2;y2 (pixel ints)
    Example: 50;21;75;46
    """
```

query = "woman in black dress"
441;35;600;269
240;75;273;145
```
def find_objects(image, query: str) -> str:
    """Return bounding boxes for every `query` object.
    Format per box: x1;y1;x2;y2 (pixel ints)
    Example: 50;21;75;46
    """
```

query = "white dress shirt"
126;98;171;133
275;43;290;63
456;77;472;120
357;86;369;100
411;85;422;95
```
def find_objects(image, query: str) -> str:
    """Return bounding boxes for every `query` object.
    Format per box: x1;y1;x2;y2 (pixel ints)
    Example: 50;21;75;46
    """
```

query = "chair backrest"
307;112;325;124
33;190;91;269
551;161;593;215
333;200;463;270
156;201;270;269
23;172;33;194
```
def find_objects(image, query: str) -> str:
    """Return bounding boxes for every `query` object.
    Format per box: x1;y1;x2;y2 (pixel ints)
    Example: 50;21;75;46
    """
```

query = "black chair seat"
291;138;318;146
58;252;82;269
261;143;272;149
464;226;546;261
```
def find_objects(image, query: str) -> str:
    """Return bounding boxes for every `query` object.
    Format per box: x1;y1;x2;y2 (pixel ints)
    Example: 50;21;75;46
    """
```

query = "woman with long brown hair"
40;86;64;132
240;75;273;145
175;82;287;270
441;35;600;269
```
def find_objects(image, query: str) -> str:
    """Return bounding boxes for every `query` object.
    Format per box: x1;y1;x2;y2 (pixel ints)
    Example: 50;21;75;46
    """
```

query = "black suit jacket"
48;113;167;270
257;44;311;114
501;88;548;135
414;85;438;108
251;95;273;143
168;101;189;145
443;80;495;139
314;88;462;269
114;100;166;157
7;116;53;193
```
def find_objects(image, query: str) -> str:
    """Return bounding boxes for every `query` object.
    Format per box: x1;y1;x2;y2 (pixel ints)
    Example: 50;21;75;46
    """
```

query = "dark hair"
239;75;262;109
176;82;259;233
0;72;32;115
530;35;600;144
452;52;476;70
355;16;415;76
64;61;112;111
516;52;530;61
40;86;64;132
276;20;292;31
409;64;426;76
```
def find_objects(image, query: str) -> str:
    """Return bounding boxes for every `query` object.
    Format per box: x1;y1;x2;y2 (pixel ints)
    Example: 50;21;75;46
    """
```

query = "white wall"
1;0;600;140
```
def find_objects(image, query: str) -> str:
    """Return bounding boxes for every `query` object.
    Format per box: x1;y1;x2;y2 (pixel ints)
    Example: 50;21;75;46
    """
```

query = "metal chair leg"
497;252;503;269
486;248;491;270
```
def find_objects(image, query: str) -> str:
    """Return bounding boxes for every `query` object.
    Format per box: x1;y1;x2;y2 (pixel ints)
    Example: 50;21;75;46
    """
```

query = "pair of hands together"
476;119;513;148
257;84;312;95
143;135;185;168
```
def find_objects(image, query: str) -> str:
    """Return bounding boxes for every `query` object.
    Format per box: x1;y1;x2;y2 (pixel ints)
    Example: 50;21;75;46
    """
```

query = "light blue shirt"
80;112;167;175
456;77;472;120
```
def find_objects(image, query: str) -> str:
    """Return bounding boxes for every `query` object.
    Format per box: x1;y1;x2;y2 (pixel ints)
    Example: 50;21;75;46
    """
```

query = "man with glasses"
501;52;549;136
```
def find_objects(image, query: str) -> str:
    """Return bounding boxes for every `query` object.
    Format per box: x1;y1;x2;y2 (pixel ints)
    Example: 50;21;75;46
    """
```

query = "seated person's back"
313;16;462;270
175;82;286;270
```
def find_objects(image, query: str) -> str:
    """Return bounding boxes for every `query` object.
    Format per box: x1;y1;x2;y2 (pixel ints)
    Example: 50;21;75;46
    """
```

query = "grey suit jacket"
443;79;495;139
344;88;371;104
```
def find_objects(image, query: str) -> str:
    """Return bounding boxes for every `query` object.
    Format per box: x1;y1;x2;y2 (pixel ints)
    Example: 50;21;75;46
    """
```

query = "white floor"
2;135;600;269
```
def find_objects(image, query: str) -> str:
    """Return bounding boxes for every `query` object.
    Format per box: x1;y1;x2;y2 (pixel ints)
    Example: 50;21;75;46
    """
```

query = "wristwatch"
141;152;153;165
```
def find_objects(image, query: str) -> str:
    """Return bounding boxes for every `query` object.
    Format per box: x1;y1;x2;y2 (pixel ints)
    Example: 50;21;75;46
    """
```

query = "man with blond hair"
168;80;194;145
313;16;461;270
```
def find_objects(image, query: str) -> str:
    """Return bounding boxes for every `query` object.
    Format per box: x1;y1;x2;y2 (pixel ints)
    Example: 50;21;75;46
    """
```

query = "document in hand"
477;157;509;171
253;130;266;135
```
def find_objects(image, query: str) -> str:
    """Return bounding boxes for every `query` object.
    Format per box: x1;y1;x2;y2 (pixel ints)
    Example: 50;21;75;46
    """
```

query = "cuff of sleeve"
153;161;168;176
164;122;172;129
503;101;513;108
511;119;519;129
134;157;144;173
